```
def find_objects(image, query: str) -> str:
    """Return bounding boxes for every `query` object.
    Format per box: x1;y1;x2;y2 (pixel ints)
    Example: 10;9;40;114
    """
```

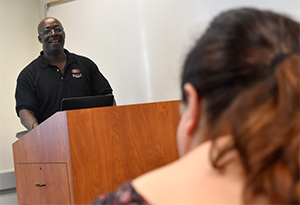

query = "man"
15;17;115;130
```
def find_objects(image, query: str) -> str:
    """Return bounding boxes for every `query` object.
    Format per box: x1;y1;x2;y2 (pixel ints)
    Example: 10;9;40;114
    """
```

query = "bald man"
15;17;115;130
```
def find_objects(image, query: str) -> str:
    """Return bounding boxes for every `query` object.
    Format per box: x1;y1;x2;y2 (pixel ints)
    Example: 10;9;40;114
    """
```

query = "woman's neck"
133;136;246;204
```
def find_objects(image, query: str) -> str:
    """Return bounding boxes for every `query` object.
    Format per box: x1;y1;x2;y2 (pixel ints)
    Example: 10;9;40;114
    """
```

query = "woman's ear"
177;83;202;156
182;83;201;136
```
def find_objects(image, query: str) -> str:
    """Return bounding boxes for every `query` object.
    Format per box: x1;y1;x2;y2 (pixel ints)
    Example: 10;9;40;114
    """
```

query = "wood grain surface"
13;111;75;204
67;100;180;204
15;163;71;204
13;100;180;204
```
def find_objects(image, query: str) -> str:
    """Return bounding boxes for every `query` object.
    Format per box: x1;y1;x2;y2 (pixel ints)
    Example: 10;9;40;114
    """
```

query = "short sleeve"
15;73;39;116
87;58;113;96
92;67;113;95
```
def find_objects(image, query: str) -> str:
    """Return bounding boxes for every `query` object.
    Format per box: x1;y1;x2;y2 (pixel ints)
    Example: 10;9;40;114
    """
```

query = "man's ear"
38;36;42;44
182;83;201;136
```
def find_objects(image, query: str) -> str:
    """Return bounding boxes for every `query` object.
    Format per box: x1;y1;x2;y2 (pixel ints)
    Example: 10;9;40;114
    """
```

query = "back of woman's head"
182;8;300;204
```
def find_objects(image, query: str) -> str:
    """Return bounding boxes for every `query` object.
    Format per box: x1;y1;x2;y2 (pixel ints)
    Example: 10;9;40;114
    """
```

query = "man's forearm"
19;109;38;130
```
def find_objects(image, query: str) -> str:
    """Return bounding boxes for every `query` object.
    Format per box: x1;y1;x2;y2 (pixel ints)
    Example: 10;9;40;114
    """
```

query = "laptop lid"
60;95;114;111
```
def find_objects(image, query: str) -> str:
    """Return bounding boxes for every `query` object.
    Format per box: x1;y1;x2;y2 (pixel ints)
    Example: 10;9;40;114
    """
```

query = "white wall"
0;0;46;203
46;0;300;107
0;0;41;172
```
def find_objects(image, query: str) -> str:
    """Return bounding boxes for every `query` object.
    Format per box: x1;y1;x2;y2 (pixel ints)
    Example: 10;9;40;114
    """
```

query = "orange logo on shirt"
72;69;81;74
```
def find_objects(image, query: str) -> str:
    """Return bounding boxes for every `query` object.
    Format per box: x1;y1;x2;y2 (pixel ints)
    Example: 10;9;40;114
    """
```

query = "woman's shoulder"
91;181;150;205
132;138;245;204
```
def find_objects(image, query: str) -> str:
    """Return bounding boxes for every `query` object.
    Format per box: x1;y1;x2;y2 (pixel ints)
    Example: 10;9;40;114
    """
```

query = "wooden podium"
13;100;180;204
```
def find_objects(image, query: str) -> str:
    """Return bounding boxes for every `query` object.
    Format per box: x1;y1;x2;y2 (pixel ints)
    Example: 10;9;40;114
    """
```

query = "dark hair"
182;8;300;204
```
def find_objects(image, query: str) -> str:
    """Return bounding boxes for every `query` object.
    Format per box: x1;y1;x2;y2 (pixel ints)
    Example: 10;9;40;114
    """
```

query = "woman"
93;8;299;204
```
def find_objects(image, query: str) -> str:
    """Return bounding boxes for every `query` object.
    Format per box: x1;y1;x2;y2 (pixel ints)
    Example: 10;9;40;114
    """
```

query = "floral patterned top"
92;181;150;205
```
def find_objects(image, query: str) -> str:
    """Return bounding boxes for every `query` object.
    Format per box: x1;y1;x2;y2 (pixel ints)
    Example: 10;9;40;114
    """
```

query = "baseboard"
0;188;16;195
0;171;16;191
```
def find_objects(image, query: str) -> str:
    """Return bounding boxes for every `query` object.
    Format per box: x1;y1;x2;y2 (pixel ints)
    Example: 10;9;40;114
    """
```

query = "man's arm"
105;94;117;106
86;57;115;104
19;109;39;130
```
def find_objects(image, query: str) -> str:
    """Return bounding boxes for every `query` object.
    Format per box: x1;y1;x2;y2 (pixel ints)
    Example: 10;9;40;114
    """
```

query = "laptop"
60;95;114;111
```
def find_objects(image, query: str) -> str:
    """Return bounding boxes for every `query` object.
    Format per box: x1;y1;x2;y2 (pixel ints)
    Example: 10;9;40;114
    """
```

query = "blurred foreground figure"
93;8;300;205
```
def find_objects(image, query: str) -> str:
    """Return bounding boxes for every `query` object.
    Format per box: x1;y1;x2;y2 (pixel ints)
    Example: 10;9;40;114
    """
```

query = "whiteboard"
47;0;300;105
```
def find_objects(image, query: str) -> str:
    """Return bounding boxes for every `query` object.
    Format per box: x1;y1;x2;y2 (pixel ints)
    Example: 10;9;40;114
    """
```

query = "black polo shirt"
15;49;113;123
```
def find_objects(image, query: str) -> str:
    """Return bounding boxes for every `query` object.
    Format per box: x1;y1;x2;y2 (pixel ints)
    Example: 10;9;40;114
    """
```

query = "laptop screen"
60;95;114;111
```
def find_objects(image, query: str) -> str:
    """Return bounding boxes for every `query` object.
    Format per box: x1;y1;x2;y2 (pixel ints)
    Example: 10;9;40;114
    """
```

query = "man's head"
38;17;65;56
